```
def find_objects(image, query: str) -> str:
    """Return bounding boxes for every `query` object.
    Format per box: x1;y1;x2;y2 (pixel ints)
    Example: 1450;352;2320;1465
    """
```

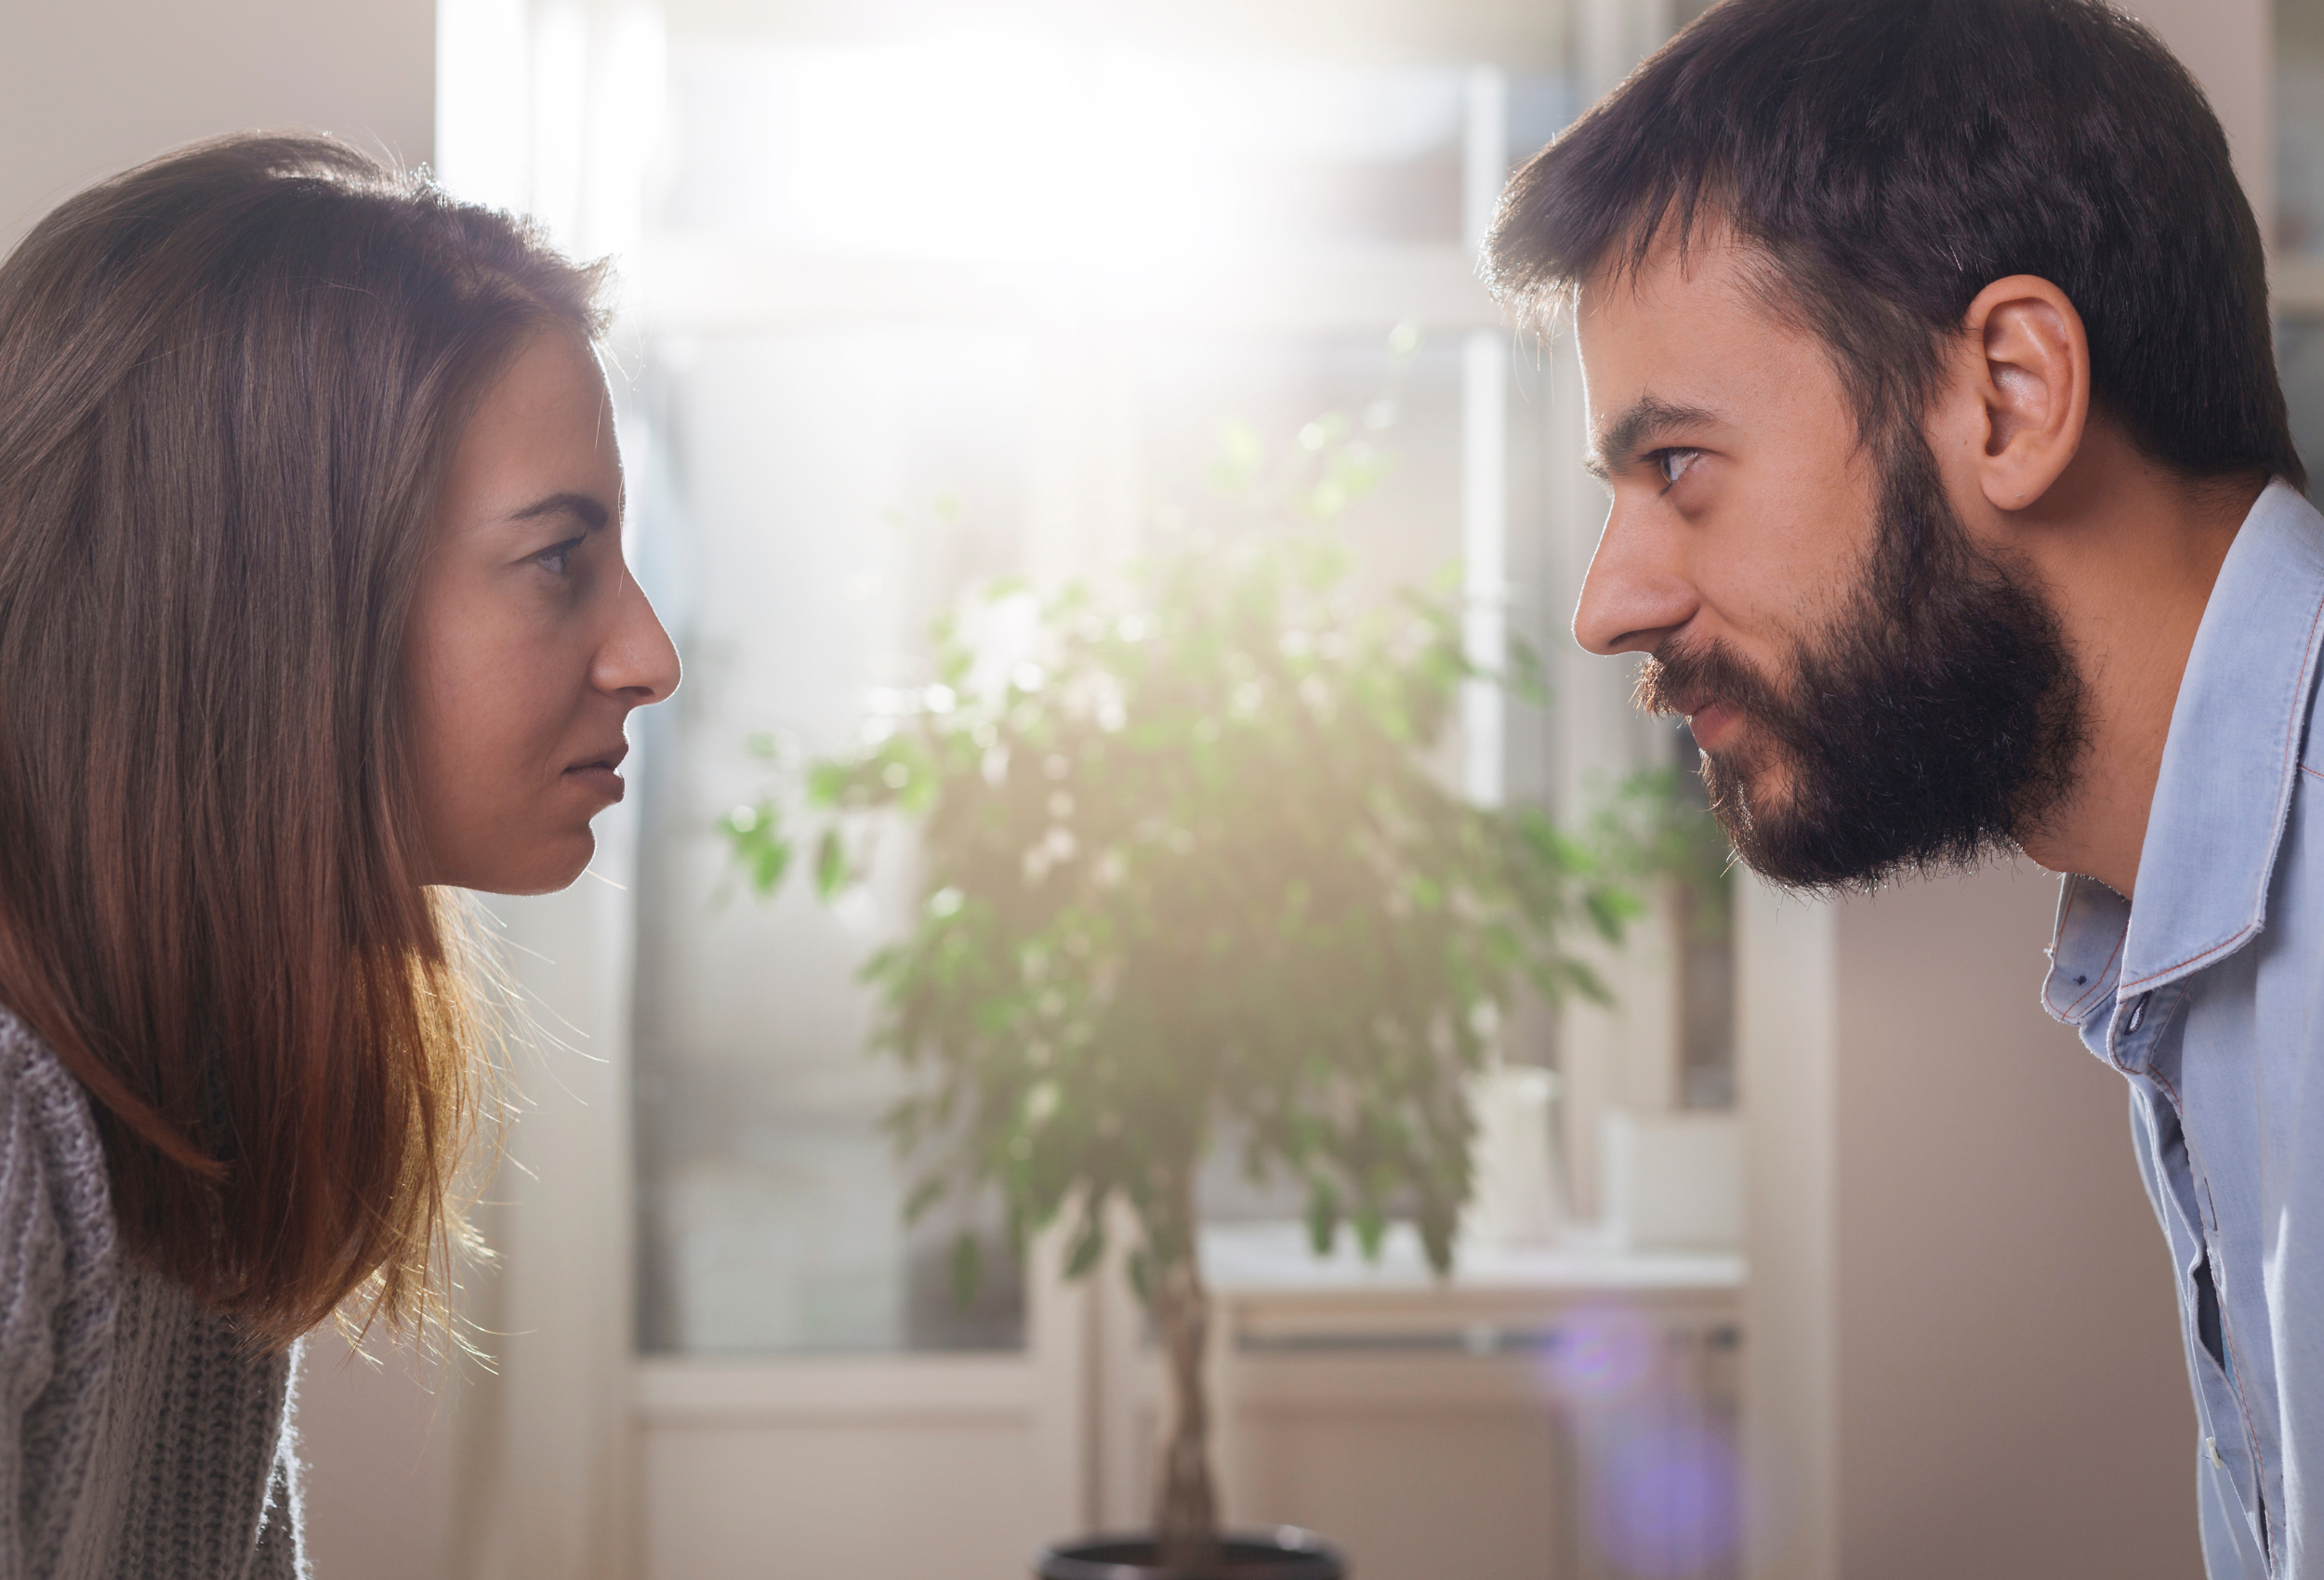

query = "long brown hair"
0;134;607;1346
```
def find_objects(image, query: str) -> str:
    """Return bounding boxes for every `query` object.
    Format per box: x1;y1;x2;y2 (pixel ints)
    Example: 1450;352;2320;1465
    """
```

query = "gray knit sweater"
0;1009;305;1578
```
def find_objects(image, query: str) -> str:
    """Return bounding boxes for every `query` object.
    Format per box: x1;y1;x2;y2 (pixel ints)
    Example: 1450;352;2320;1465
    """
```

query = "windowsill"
1200;1218;1743;1295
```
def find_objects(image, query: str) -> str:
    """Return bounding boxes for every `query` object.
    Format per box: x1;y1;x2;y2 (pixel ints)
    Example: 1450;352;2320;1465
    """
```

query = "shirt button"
2208;1436;2225;1468
2127;994;2148;1034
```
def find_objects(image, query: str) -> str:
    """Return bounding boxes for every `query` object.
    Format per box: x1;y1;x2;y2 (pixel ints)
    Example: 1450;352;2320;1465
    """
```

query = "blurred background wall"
0;0;433;247
1742;867;2199;1579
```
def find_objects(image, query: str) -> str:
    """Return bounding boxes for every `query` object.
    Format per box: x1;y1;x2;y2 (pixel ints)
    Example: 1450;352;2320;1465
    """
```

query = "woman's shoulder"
0;1004;107;1172
0;1006;115;1316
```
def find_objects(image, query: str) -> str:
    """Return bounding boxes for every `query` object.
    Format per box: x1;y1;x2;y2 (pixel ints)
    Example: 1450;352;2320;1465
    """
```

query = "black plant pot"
1033;1527;1346;1579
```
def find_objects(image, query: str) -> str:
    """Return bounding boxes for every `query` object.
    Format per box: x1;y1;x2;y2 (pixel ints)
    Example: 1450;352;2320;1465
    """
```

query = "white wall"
298;1334;457;1580
2133;0;2274;224
1757;869;2194;1571
0;7;440;1579
0;0;433;249
1832;872;2195;1576
1742;868;2199;1579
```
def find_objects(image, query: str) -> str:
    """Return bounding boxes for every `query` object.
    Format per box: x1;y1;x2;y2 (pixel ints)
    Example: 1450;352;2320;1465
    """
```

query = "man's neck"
2009;430;2262;899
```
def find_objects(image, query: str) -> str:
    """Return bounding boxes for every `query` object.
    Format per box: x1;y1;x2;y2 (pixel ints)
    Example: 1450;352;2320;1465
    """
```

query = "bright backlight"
670;37;1472;262
772;38;1076;260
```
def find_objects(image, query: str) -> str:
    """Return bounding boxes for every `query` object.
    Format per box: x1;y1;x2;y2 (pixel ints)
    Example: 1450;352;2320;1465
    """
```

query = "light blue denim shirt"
2044;480;2324;1577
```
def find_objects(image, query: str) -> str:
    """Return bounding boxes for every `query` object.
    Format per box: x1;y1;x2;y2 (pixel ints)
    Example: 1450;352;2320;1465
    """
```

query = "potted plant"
724;410;1653;1577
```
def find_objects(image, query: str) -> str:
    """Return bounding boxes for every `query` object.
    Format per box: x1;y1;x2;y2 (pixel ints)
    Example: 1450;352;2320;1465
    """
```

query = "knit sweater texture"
0;1008;304;1578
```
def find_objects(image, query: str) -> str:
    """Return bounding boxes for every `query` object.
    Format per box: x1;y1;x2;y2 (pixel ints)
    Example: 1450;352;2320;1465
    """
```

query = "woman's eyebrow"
505;491;610;532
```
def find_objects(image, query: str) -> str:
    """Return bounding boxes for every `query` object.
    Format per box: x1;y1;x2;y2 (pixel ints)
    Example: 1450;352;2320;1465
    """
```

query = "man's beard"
1635;430;2087;893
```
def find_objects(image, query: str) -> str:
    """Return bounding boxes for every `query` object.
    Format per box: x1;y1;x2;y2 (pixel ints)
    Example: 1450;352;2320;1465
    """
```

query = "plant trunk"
1152;1168;1220;1573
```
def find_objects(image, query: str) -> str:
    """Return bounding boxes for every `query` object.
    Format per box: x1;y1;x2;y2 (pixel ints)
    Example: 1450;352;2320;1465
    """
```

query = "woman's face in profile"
404;332;680;894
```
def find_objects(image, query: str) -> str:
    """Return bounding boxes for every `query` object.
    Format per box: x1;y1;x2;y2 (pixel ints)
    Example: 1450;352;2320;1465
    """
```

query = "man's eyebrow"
506;491;611;533
1584;397;1720;481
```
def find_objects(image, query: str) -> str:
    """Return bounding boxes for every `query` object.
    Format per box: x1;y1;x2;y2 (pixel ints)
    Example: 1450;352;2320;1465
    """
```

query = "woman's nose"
599;571;681;704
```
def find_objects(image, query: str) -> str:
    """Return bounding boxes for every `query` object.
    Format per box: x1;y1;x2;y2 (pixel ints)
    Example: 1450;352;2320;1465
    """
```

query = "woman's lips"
564;762;626;801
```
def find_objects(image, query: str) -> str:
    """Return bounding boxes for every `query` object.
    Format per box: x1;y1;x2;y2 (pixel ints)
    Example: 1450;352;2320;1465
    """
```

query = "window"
620;24;1604;1358
430;5;1745;1570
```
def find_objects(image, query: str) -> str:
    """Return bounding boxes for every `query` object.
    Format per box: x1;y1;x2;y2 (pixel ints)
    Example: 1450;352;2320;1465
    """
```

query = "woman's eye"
1656;449;1702;486
534;537;584;576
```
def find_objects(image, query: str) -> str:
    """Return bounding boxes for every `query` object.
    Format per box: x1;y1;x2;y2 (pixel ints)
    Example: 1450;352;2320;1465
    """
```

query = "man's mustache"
1633;637;1791;739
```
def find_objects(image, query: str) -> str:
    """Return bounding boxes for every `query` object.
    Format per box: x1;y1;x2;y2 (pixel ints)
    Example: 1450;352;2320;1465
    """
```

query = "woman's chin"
527;830;601;895
437;828;598;897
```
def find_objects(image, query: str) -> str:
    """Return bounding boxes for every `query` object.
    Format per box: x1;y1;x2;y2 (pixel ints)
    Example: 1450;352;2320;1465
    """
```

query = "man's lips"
1684;698;1740;753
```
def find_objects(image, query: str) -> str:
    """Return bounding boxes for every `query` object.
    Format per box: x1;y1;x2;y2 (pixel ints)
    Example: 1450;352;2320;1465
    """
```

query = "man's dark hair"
1486;0;2304;490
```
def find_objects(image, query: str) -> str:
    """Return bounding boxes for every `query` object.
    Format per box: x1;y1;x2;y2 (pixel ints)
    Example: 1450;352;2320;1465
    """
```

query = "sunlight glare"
1094;54;1464;257
778;35;1076;260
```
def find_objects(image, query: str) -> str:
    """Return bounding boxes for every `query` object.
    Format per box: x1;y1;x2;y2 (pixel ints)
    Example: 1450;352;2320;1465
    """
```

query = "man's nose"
1571;496;1698;656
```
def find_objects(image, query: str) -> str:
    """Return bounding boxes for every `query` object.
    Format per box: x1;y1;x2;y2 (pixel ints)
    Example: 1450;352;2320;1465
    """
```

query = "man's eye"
1655;449;1702;486
535;537;584;575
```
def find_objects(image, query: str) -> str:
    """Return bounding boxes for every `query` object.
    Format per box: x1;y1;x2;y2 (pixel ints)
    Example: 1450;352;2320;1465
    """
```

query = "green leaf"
903;1176;947;1225
814;828;847;900
751;840;790;895
1208;423;1263;494
719;801;793;898
949;1231;984;1309
1419;1208;1457;1277
1304;1181;1340;1257
1065;1218;1106;1280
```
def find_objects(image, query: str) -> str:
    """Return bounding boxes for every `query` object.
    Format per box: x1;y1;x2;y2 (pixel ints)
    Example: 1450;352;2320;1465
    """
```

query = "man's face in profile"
1570;235;2086;891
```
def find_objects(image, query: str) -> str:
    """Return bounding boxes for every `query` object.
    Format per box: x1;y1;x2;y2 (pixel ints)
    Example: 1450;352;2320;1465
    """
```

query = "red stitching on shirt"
2119;925;2260;994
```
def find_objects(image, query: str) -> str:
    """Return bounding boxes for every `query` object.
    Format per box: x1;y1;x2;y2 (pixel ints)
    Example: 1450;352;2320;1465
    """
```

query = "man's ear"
1953;274;2090;512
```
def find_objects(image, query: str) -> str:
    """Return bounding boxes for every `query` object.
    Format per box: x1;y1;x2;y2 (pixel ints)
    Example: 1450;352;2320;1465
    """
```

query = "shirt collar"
2041;481;2324;1020
2042;873;2130;1024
